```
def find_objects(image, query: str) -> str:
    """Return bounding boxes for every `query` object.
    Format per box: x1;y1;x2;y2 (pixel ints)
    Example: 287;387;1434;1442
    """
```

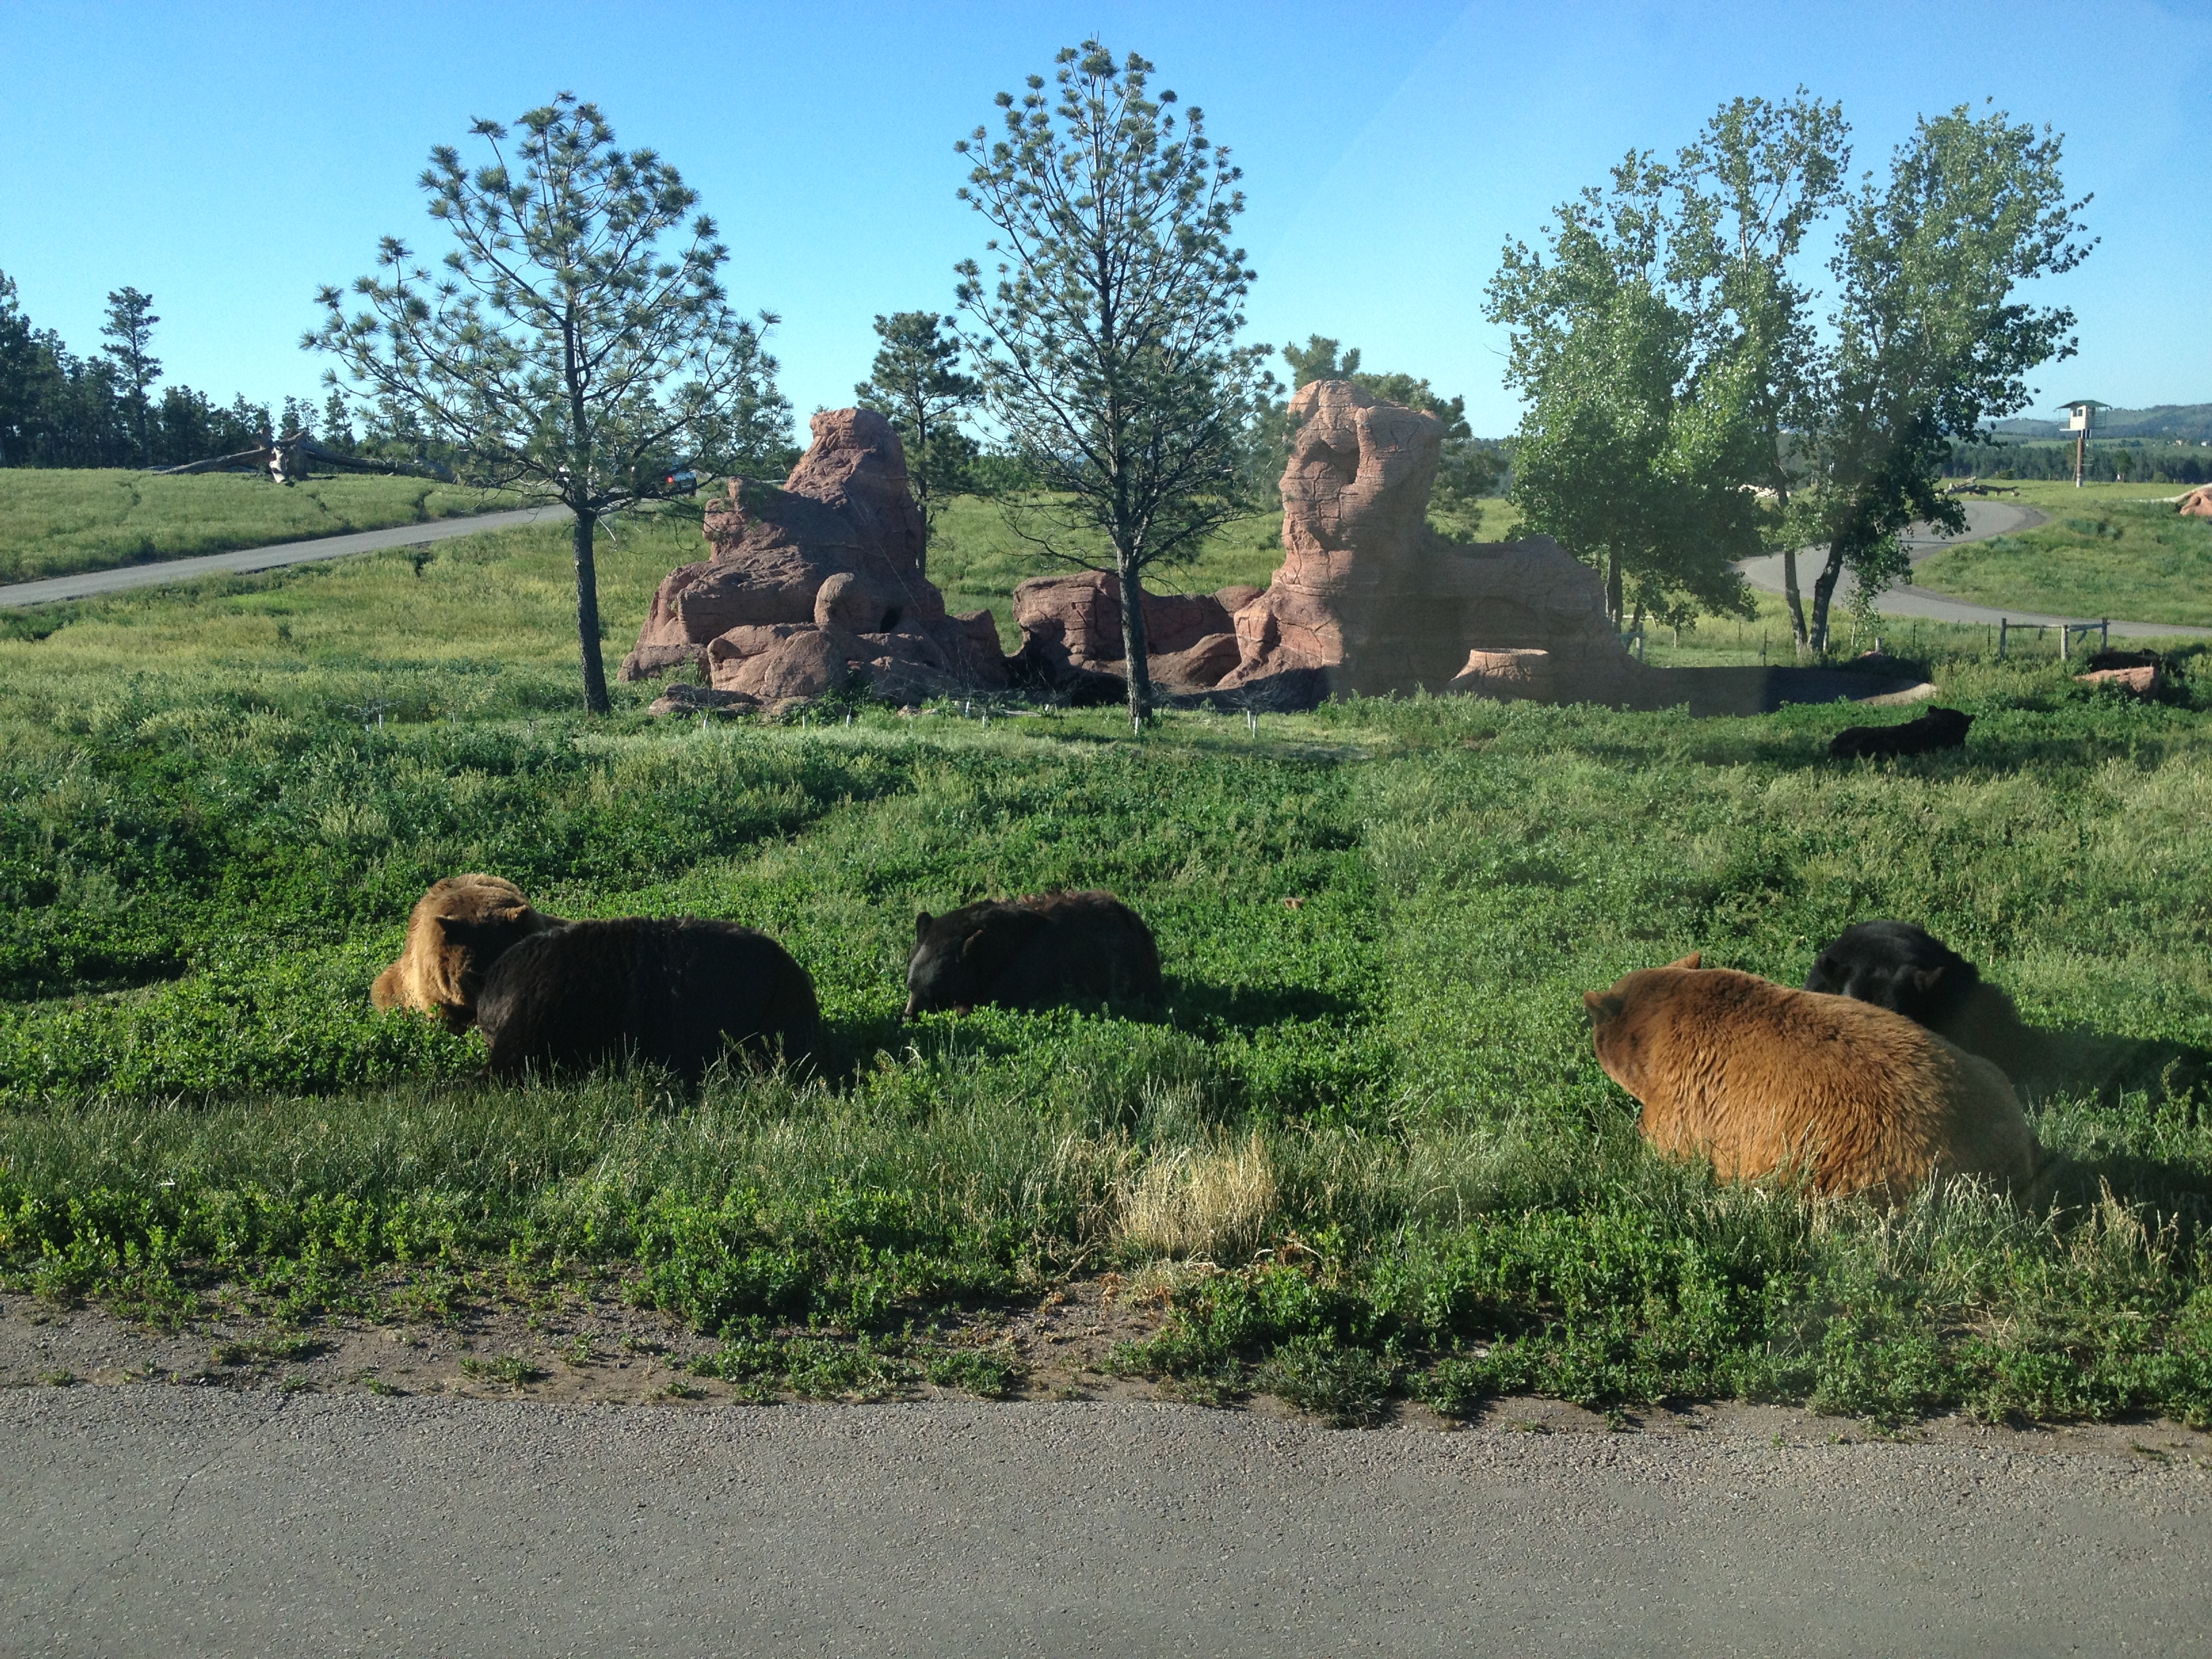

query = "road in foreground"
1738;498;2212;639
0;504;572;608
3;1387;2205;1658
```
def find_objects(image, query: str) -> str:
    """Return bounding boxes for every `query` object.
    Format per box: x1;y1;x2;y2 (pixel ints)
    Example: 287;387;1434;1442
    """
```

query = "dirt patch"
5;1283;2210;1460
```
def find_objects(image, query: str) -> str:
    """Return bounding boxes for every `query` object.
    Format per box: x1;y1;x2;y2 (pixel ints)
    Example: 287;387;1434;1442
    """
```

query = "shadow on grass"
2022;1029;2212;1112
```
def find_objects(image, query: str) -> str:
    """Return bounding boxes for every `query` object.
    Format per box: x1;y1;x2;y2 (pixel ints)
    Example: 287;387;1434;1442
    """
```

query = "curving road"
0;504;573;609
1736;499;2212;639
4;1387;2210;1657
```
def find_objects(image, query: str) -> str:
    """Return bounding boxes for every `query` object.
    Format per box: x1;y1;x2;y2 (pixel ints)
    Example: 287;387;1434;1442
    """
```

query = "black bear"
1828;706;1972;761
476;918;820;1080
1804;920;2034;1074
905;890;1162;1017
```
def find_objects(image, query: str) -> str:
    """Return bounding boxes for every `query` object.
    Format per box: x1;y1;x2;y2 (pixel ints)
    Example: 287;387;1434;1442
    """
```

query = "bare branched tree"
954;41;1272;726
306;93;786;713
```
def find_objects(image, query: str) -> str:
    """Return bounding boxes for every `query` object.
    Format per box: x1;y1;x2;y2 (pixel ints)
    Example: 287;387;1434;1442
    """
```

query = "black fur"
476;918;819;1080
1805;920;2032;1073
905;890;1162;1017
1828;706;1972;761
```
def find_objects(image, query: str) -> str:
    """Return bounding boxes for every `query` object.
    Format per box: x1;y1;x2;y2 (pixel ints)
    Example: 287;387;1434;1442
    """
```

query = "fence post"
2101;619;2109;653
1999;619;2008;660
2060;623;2068;663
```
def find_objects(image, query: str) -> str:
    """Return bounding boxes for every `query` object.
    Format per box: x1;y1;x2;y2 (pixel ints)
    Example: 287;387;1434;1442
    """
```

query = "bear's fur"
905;890;1162;1017
474;917;819;1081
1805;920;2038;1078
1828;705;1972;761
1583;954;2045;1202
370;874;560;1033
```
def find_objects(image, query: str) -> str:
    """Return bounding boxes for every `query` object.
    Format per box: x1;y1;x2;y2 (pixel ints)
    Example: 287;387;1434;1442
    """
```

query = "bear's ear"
1583;991;1625;1026
1913;965;1947;993
915;912;934;941
1666;952;1702;970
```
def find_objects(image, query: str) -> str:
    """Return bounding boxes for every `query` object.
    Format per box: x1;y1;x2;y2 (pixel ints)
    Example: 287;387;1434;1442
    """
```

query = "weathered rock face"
1000;381;1633;708
1218;381;1632;700
2178;485;2212;519
621;409;1008;708
1012;573;1259;697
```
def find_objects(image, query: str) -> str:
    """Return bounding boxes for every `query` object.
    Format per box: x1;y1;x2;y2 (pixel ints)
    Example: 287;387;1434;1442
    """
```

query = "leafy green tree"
308;92;784;714
100;287;161;466
1487;153;1762;628
854;310;981;573
1672;91;1849;650
954;41;1272;726
1796;106;2091;651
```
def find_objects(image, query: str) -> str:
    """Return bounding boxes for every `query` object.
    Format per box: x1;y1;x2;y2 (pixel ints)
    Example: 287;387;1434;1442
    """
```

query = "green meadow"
2;499;2210;1425
1915;481;2212;628
0;467;516;586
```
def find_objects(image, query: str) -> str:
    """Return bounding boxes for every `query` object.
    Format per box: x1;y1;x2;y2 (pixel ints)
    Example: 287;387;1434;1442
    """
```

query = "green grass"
2;497;2211;1428
1916;485;2212;628
0;468;519;586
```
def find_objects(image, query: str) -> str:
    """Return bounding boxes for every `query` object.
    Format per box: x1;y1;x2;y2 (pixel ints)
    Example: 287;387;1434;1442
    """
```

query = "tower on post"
2059;398;2108;487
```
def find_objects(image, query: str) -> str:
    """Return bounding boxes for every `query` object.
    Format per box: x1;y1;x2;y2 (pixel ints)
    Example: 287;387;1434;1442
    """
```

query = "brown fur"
369;875;560;1033
1582;954;2045;1202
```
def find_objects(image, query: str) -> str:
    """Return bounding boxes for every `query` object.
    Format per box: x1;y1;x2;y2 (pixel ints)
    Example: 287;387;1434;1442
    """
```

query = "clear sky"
3;0;2205;441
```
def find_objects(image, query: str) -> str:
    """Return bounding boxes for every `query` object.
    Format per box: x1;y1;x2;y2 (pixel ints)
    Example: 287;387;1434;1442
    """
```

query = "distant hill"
1990;403;2212;443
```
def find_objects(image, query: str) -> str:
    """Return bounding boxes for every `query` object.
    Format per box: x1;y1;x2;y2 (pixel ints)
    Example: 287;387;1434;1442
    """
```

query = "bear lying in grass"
1584;954;2046;1203
905;890;1161;1017
1805;920;2038;1078
370;874;560;1033
1828;705;1972;761
476;917;819;1081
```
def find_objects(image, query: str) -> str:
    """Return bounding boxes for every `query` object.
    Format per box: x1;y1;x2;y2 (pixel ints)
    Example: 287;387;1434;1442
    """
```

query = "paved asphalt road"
0;504;572;609
4;1389;2207;1657
1737;497;2212;639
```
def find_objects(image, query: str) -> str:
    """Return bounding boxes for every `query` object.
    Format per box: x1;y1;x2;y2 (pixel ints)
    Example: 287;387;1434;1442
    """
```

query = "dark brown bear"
904;890;1162;1017
475;918;820;1081
1805;920;2037;1076
1828;706;1972;761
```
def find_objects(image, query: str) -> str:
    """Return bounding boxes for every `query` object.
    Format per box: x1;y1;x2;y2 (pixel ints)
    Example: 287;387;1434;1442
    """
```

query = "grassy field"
1916;481;2212;628
0;468;517;586
3;501;2211;1425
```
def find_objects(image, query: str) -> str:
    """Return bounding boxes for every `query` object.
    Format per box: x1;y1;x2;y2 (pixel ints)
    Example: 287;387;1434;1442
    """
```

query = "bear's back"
1602;966;2038;1200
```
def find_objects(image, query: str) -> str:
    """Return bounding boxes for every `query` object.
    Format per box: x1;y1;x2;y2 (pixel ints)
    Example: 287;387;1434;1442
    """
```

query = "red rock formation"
2075;665;2160;695
1011;573;1258;697
1217;381;1631;701
621;409;1007;709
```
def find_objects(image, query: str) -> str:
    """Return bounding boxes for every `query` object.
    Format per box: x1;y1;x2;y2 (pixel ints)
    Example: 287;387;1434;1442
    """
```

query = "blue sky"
3;0;2205;440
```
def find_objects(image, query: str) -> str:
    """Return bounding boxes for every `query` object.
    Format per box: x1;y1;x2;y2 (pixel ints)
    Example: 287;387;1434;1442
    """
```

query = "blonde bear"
370;874;559;1033
1583;954;2047;1202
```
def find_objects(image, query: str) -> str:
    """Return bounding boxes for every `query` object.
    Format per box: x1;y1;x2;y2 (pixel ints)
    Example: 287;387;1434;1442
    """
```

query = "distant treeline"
0;272;322;469
1942;439;2212;485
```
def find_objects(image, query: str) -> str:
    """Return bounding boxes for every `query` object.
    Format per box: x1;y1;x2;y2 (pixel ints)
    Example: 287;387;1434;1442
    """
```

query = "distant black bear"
1804;920;2034;1075
1828;706;1972;761
905;890;1162;1017
476;918;820;1080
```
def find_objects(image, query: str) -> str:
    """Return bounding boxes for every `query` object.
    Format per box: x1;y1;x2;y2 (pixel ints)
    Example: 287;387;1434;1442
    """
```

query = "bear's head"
905;901;1048;1017
1805;920;1978;1027
1583;954;1703;1094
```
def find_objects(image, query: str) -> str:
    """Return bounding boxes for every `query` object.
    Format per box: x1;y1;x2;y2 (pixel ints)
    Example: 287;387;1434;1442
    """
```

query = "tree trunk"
1781;546;1810;655
1118;558;1153;730
573;505;612;715
1807;545;1847;657
1605;537;1624;629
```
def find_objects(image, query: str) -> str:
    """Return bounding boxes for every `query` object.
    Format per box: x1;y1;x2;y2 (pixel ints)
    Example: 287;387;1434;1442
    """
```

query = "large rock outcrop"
1005;380;1635;708
1012;573;1253;699
2178;485;2212;519
1217;381;1631;701
622;409;1007;710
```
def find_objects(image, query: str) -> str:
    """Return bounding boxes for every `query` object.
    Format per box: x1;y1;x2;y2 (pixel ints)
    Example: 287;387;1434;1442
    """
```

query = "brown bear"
1828;705;1972;761
904;890;1162;1017
474;917;820;1081
370;874;561;1033
1583;954;2046;1202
